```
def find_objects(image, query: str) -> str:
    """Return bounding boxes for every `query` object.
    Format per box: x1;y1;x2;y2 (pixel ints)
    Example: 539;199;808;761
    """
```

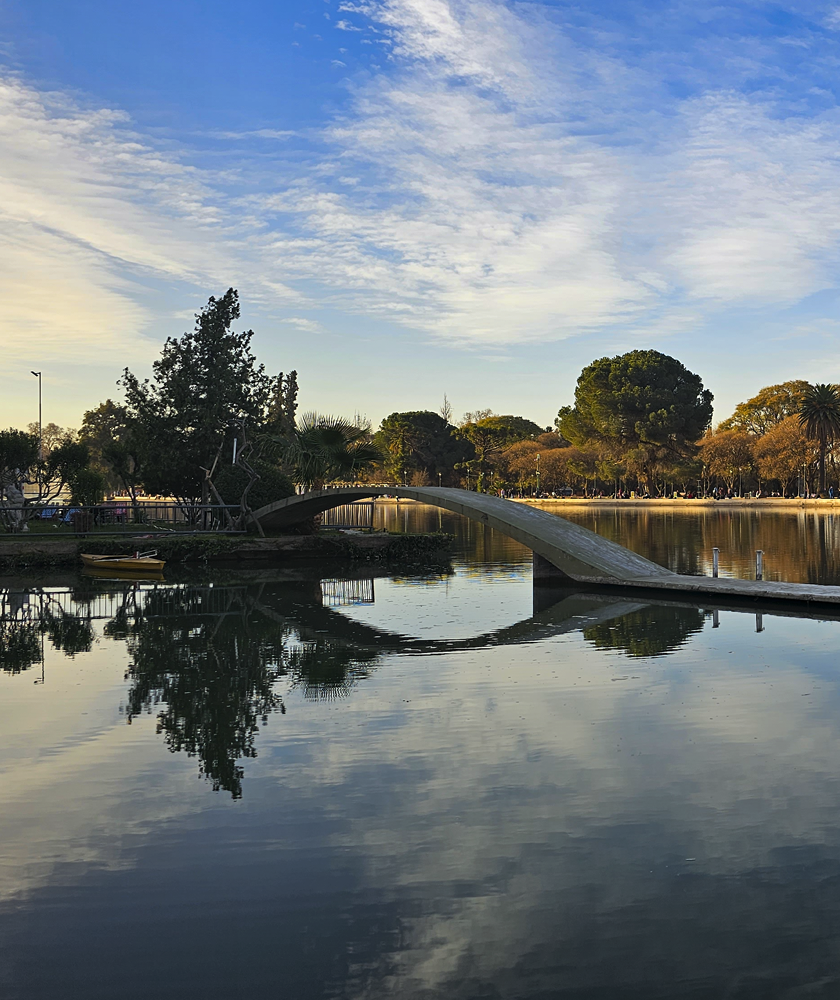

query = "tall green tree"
120;289;276;502
557;350;713;492
798;383;840;494
376;411;470;485
266;371;299;438
79;400;135;495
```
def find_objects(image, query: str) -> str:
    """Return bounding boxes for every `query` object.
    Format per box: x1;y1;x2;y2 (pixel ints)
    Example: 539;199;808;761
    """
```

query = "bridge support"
532;552;574;584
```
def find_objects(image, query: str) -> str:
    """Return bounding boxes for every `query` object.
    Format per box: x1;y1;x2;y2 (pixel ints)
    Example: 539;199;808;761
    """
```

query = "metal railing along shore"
0;501;245;535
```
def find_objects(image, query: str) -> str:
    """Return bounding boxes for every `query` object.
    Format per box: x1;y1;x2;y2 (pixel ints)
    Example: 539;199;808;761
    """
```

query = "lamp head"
31;371;40;377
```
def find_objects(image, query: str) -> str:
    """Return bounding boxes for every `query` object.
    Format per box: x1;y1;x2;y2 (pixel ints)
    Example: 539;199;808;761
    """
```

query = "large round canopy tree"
557;350;713;493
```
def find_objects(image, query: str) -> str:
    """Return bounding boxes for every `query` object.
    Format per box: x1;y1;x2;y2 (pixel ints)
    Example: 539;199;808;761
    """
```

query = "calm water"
3;511;840;998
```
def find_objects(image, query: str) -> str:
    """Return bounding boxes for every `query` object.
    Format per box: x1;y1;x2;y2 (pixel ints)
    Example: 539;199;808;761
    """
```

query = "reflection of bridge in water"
4;577;833;797
5;576;839;660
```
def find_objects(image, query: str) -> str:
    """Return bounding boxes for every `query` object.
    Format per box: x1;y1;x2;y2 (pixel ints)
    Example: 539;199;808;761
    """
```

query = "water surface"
2;521;840;998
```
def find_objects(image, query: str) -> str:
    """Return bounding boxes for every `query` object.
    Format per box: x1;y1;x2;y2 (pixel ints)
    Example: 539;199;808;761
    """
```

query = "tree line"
3;288;840;510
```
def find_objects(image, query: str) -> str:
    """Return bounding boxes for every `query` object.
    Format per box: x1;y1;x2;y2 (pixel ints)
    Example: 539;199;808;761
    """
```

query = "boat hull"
80;554;166;573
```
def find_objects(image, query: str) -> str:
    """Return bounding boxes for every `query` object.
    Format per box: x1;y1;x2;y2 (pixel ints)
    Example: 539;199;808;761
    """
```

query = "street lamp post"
535;453;540;497
31;371;42;499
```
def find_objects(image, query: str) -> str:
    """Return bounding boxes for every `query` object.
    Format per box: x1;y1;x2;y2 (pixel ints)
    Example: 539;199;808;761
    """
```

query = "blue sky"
3;0;840;431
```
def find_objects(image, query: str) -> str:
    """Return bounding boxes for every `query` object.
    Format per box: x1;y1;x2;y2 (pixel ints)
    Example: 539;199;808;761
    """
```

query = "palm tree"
277;412;381;490
798;383;840;495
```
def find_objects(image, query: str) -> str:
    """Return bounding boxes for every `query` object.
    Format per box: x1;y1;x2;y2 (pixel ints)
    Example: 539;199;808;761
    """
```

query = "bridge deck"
567;572;840;608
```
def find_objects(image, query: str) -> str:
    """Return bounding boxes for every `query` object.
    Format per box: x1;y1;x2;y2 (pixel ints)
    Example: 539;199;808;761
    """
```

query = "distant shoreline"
373;496;840;509
515;497;839;509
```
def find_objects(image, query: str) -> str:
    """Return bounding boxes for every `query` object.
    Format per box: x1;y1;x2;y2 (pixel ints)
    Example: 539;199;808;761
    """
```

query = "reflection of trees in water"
583;605;705;657
0;590;94;674
0;619;41;674
285;640;377;700
105;587;380;798
560;507;840;584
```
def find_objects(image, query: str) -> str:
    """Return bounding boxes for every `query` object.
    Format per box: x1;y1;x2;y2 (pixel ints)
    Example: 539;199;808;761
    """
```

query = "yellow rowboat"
80;551;166;573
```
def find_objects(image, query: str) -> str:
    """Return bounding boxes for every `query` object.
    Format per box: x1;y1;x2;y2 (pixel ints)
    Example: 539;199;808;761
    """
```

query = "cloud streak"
6;0;840;371
260;0;840;344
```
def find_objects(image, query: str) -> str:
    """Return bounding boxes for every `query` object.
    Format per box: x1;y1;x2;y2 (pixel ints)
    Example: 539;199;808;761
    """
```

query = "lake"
2;506;840;998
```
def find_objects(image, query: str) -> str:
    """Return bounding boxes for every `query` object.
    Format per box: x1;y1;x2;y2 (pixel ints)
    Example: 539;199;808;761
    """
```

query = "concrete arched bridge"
250;486;666;585
249;487;840;608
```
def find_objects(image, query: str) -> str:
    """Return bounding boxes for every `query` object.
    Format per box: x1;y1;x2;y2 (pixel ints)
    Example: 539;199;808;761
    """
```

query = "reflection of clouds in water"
0;642;204;905
339;563;533;641
4;580;840;994
257;615;840;994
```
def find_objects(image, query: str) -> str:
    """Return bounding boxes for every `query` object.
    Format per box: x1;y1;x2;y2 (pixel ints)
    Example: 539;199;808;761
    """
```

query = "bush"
213;461;295;510
69;468;105;505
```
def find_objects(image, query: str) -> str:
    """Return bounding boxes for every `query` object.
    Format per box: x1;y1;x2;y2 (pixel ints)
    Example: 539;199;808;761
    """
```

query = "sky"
3;0;840;432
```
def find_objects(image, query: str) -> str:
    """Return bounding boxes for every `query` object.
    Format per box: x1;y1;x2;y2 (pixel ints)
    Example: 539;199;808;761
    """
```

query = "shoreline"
374;495;840;509
0;530;454;570
509;497;840;508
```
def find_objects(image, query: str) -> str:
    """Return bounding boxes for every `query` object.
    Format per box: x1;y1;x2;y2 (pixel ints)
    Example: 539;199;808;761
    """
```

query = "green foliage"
120;289;276;501
558;350;713;488
754;416;816;495
798;383;840;493
376;410;470;484
214;461;295;511
39;438;96;503
279;412;381;489
456;414;544;491
0;429;38;496
719;380;808;435
69;467;106;506
26;422;72;455
79;400;134;494
266;371;299;438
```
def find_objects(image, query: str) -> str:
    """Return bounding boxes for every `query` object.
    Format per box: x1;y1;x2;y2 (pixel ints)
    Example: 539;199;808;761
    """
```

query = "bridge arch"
249;487;673;584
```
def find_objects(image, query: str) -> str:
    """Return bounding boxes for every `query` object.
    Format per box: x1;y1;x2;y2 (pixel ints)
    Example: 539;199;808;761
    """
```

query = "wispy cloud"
0;76;298;363
279;316;326;333
6;0;840;373
257;0;840;344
